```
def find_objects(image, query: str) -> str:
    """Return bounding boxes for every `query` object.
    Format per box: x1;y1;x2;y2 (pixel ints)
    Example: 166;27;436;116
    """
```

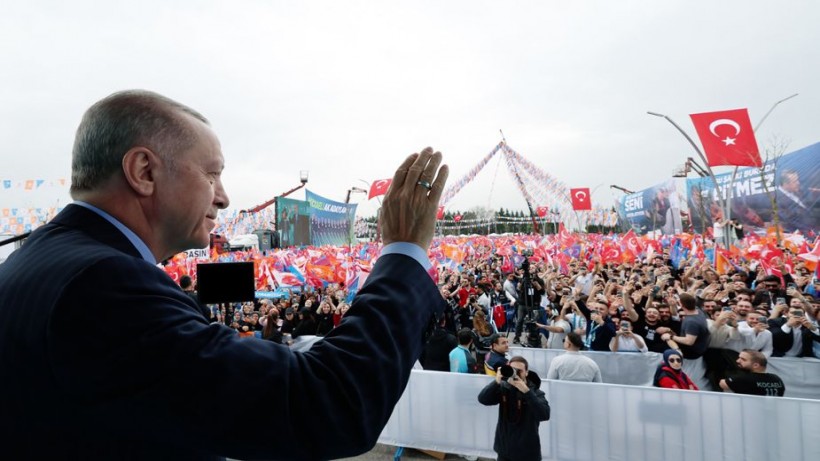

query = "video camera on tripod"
517;249;542;348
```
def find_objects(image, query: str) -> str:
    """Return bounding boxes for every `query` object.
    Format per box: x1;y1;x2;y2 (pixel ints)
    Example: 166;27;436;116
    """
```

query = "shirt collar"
73;201;157;264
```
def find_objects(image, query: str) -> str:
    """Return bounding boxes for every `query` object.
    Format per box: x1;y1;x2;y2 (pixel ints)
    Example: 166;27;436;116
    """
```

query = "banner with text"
305;190;358;246
685;142;820;234
616;180;682;235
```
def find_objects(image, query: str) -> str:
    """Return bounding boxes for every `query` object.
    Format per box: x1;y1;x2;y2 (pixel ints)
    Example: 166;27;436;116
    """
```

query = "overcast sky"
1;1;817;220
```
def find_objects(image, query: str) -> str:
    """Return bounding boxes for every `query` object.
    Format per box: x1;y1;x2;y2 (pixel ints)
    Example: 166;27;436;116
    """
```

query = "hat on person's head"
663;349;682;368
285;308;294;315
763;275;780;283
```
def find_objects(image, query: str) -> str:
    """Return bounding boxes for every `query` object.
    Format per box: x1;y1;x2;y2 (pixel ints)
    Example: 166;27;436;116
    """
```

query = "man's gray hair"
70;90;209;196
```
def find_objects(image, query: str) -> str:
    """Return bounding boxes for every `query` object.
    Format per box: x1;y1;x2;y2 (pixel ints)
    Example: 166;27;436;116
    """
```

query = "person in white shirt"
538;301;571;350
547;332;603;382
610;319;648;352
503;273;518;307
476;285;492;314
713;218;726;248
739;312;773;357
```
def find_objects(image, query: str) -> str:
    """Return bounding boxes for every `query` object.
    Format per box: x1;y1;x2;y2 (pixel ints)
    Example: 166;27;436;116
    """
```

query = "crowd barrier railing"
378;370;820;461
508;346;820;399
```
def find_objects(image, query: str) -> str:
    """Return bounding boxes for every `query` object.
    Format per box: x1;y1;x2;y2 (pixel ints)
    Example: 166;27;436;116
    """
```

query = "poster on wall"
305;190;358;246
275;197;311;247
617;180;683;235
686;142;820;234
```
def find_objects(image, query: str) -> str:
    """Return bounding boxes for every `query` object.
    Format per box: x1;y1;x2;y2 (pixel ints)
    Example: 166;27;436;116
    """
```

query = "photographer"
478;356;550;461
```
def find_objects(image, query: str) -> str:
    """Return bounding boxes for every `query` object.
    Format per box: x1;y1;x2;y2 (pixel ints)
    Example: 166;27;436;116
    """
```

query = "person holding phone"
610;320;648;352
768;306;820;357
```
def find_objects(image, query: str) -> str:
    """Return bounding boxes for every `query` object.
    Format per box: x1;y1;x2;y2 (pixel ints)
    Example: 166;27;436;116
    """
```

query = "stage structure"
437;141;615;231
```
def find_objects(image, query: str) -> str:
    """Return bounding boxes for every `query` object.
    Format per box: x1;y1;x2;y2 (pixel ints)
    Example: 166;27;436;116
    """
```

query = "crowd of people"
193;235;819;398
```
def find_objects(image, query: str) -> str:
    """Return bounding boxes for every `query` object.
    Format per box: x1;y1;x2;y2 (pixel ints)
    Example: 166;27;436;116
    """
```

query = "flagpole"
647;112;729;242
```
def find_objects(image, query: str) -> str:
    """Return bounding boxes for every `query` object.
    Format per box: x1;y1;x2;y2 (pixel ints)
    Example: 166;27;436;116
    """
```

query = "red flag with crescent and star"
536;206;548;217
570;188;592;211
689;108;762;167
436;206;445;220
368;178;392;199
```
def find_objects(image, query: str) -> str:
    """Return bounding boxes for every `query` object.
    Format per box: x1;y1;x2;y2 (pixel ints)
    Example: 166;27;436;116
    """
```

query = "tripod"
515;256;542;348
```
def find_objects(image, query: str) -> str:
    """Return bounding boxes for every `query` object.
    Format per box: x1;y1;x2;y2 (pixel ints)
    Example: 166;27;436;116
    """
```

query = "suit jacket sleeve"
48;252;444;460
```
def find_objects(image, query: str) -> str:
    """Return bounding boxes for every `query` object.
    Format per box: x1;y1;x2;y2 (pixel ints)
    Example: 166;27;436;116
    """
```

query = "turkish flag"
536;206;548;217
690;108;762;167
368;178;392;199
436;206;445;220
570;188;592;210
622;229;645;254
601;246;623;264
453;214;462;223
798;239;820;263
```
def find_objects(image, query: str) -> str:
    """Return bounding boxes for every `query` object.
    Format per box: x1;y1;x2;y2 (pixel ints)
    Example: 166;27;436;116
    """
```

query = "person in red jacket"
653;349;698;390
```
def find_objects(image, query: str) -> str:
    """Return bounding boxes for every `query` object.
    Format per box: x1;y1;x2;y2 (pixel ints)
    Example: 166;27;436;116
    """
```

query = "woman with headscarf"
653;349;698;390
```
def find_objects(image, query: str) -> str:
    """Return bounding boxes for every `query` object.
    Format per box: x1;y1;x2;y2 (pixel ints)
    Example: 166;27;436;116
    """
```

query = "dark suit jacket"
0;204;444;460
767;317;819;358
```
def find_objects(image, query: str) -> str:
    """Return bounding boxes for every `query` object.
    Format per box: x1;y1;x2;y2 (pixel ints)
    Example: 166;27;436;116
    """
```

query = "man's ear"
122;147;160;197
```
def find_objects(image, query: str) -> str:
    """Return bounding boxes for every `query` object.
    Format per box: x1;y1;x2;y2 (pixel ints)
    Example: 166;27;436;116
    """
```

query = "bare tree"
753;135;790;245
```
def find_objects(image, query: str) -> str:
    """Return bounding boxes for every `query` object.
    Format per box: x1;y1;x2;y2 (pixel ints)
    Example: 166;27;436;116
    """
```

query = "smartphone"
722;306;733;312
620;322;629;331
776;297;786;305
792;309;804;317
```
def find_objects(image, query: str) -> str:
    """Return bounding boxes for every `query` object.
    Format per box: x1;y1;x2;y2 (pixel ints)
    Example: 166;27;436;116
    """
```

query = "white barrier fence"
509;347;820;399
379;370;820;461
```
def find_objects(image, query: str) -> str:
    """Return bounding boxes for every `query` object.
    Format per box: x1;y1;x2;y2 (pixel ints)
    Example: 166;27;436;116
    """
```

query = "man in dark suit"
768;304;819;357
775;169;814;233
0;90;449;460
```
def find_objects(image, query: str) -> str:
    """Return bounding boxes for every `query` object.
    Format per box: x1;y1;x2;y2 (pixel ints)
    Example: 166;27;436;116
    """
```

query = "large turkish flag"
690;108;761;167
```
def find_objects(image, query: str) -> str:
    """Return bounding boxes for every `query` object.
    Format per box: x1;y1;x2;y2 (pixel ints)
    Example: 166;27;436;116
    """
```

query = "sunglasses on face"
668;357;682;364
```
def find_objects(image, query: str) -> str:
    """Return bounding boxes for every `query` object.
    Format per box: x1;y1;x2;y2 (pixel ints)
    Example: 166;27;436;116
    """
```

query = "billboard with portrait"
616;180;683;235
685;142;820;234
275;197;311;247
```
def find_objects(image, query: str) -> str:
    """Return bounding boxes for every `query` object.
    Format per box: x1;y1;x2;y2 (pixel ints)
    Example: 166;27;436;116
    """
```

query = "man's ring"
417;180;432;190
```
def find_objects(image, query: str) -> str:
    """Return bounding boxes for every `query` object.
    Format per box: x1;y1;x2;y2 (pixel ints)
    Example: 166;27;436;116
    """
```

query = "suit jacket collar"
50;204;143;260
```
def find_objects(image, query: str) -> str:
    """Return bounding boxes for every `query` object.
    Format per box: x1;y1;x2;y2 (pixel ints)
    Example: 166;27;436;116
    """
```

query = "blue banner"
305;190;358;246
616;180;682;235
685;142;820;234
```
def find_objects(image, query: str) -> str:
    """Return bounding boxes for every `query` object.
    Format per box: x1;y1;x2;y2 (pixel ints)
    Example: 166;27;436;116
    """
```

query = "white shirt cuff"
380;242;432;271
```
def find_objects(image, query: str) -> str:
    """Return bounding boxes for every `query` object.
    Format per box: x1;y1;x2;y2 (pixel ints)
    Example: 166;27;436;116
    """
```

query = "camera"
499;364;517;381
